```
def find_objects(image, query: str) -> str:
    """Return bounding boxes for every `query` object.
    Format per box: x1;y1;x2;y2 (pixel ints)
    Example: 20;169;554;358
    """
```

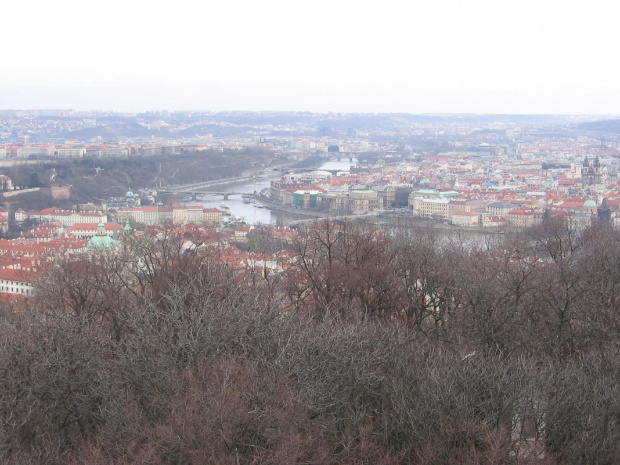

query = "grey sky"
2;0;619;113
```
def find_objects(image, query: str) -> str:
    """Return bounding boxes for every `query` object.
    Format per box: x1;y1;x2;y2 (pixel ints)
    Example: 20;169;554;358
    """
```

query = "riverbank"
257;195;509;236
255;196;325;221
174;156;358;225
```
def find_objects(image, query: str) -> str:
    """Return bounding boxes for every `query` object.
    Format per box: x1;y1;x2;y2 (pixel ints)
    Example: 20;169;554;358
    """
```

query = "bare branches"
2;221;620;462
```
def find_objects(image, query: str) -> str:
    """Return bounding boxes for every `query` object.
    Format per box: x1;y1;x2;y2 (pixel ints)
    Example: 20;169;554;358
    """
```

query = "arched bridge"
295;168;352;175
158;190;256;200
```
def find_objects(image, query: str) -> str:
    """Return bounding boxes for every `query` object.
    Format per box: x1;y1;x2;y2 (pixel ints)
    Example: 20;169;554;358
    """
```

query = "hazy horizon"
3;0;620;114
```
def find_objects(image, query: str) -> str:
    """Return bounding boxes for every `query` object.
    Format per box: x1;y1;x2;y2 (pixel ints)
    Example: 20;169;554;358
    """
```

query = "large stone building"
15;208;107;227
172;206;223;225
370;185;396;208
317;189;382;212
68;222;122;239
117;206;222;226
411;198;487;221
116;206;173;226
56;147;85;158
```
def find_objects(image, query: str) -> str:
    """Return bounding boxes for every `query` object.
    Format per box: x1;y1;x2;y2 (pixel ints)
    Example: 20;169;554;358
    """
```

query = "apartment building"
17;146;52;157
115;208;144;225
56;147;85;158
85;147;129;157
203;208;223;225
142;207;173;225
506;208;544;228
172;206;223;225
487;202;522;217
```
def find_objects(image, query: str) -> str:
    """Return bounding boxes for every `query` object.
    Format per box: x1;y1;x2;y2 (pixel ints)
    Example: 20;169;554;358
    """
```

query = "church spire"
123;218;133;236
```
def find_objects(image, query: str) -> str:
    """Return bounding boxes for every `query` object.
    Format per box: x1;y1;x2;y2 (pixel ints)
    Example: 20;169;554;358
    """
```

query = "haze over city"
3;0;620;114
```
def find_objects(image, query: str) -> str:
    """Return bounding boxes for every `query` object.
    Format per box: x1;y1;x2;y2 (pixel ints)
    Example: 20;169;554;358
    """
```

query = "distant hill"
177;124;261;138
579;119;620;134
59;121;172;140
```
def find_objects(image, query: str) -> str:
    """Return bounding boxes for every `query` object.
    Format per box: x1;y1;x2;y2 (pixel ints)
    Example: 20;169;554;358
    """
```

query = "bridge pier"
191;193;197;200
223;193;229;200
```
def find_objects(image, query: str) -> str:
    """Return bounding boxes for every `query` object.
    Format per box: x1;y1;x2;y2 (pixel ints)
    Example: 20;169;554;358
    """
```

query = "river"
182;157;358;225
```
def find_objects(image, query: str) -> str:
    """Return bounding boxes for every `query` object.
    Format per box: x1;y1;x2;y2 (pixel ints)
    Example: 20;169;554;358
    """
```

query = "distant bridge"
158;190;256;200
295;168;352;175
318;153;355;162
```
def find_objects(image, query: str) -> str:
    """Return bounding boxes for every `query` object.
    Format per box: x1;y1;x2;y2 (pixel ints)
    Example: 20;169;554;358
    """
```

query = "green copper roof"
87;221;119;248
123;218;132;235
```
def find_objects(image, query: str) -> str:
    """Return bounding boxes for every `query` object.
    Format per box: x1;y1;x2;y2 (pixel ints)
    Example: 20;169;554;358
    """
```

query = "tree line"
1;219;620;463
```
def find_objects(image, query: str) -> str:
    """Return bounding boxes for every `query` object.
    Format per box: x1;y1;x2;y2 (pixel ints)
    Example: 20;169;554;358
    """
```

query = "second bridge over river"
158;190;256;200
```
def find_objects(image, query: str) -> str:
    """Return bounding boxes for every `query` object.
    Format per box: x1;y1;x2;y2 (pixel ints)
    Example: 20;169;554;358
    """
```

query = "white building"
56;147;85;158
0;269;36;296
15;208;107;227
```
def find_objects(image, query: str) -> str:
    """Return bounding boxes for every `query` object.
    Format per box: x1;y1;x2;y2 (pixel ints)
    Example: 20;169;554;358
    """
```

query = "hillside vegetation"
0;148;276;209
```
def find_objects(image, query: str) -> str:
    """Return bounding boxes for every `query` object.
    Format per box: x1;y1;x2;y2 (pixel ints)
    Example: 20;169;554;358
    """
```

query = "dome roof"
87;221;119;248
88;235;116;248
584;200;597;208
126;190;134;198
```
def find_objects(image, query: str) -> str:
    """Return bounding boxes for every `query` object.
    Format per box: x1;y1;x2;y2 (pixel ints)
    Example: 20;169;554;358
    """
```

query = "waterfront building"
293;190;320;208
370;185;396;208
412;198;487;221
451;211;479;227
68;222;121;240
173;206;223;225
316;189;381;212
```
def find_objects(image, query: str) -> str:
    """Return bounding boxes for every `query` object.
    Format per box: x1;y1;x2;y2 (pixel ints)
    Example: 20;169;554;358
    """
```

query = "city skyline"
2;0;620;114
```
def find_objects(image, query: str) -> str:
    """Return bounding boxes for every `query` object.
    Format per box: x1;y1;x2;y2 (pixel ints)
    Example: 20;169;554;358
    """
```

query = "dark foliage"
0;222;619;463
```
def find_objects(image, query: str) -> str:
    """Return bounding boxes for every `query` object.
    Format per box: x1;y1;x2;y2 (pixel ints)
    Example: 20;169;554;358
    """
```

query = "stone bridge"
158;190;255;200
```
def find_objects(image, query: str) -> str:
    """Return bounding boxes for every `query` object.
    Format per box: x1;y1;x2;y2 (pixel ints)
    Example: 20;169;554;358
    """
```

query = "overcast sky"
1;0;619;114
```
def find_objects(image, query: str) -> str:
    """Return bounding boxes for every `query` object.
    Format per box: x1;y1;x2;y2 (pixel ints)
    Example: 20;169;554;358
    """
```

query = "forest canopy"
1;219;620;464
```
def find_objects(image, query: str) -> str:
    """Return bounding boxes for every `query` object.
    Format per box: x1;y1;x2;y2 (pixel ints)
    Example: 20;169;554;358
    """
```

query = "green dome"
87;235;116;248
87;222;119;248
584;200;597;208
